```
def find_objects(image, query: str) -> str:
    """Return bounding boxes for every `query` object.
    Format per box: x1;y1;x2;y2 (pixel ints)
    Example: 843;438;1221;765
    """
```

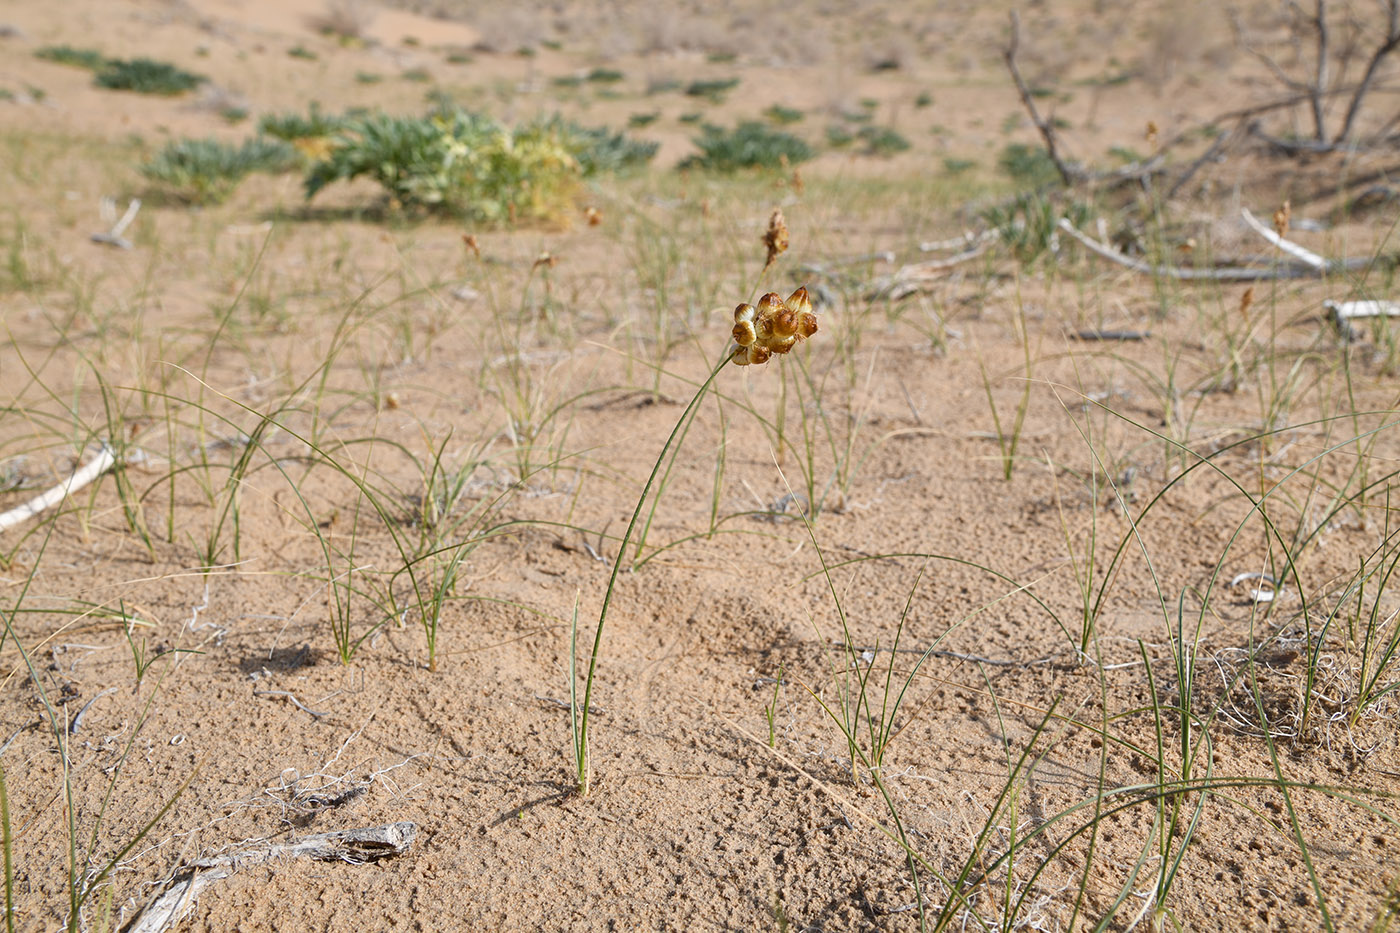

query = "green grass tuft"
681;121;813;172
95;58;205;95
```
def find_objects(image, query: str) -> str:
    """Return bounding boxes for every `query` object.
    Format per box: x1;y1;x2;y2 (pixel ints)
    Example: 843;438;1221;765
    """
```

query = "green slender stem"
576;352;730;795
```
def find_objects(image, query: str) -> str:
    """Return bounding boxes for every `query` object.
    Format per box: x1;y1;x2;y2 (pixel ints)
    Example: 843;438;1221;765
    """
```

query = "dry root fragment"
729;287;818;366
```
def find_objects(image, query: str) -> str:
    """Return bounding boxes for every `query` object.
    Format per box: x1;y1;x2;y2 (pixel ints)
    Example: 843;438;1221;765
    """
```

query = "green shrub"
288;45;318;61
35;45;107;70
763;104;804;125
678;112;702;124
825;124;855;148
534;117;659;175
95;58;204;95
684;77;740;102
858;126;911;156
628;112;659;128
140;137;299;204
942;157;975;174
259;104;352;142
681;121;813;172
586;68;624;84
304;110;581;222
998;142;1061;188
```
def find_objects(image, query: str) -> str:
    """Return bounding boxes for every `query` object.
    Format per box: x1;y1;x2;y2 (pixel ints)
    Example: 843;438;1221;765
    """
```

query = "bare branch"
1003;11;1077;186
1332;0;1400;143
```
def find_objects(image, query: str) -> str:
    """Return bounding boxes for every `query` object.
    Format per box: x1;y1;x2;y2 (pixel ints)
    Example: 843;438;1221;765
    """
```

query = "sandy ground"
0;0;1398;930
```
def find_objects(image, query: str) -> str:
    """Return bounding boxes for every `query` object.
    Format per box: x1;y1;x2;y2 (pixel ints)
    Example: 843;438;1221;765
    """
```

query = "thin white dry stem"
0;445;116;534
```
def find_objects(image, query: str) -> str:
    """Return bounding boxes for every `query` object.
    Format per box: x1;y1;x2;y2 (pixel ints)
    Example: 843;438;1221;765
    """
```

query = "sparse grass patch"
684;77;740;103
139;137;300;205
998;141;1061;188
34;45;106;70
95;58;205;95
763;104;805;125
681;121;813;172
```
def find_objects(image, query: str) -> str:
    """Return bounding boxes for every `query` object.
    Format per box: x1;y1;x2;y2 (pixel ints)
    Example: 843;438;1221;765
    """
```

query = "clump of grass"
681;121;813;172
401;67;432;83
139;137;300;205
535;116;659;174
685;77;740;102
587;67;624;84
998;141;1061;188
288;45;319;61
824;124;855;148
259;103;352;142
857;125;911;156
95;57;205;95
763;104;805;125
35;45;106;70
628;111;659;128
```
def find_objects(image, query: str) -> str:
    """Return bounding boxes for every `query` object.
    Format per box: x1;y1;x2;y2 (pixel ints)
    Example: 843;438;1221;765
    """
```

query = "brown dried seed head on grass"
730;287;818;366
762;207;789;268
1273;199;1291;239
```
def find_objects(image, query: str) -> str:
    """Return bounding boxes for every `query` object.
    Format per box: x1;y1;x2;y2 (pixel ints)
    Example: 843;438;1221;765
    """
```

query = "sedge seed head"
727;286;819;366
762;208;790;268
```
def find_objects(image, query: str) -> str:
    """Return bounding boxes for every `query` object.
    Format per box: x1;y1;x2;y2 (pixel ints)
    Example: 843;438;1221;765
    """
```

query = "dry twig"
127;822;417;933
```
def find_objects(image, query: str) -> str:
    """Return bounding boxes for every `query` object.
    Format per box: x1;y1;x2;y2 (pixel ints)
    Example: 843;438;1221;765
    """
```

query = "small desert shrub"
681;122;813;172
310;0;377;40
35;45;106;70
628;111;659;128
536;117;659;174
140;137;299;204
95;58;205;95
825;124;855;148
943;156;975;174
288;45;319;61
998;142;1061;189
259;104;353;142
586;68;624;84
685;77;740;102
858;125;911;156
763;104;804;125
304;110;580;222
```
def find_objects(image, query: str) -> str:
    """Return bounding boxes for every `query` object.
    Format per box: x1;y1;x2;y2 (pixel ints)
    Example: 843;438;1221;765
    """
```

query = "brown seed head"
584;206;602;226
1239;286;1254;320
462;233;480;258
762;208;789;268
1273;200;1291;239
727;283;819;366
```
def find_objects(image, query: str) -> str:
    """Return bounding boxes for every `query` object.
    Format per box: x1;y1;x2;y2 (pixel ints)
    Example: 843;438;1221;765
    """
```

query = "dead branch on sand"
126;822;417;933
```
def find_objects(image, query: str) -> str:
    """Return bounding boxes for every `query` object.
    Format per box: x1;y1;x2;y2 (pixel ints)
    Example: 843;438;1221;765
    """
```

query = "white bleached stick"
0;445;116;533
1239;208;1329;270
